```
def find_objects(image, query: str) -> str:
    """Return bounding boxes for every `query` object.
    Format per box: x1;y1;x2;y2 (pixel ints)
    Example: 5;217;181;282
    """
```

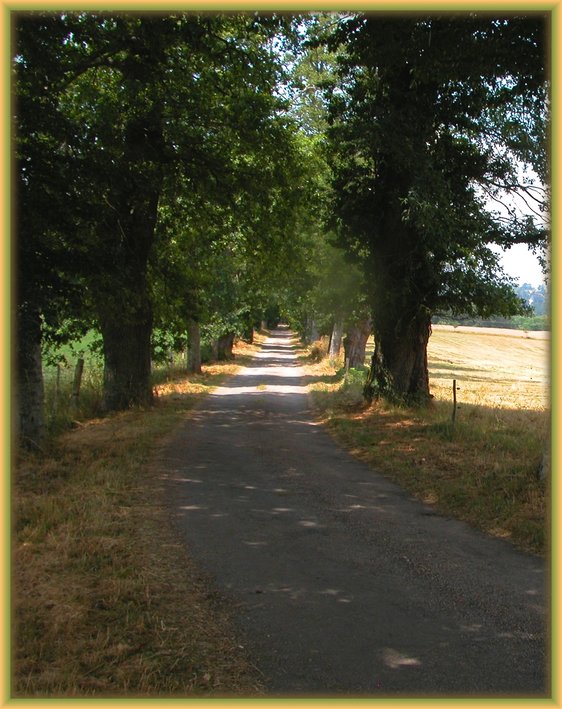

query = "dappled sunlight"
382;648;422;670
165;476;203;484
237;366;302;377
255;350;296;361
210;340;312;395
310;371;547;554
248;583;354;605
212;384;309;396
155;328;548;694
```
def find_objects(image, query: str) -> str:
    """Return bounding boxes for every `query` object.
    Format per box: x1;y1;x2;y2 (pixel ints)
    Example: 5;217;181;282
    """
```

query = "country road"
160;327;548;697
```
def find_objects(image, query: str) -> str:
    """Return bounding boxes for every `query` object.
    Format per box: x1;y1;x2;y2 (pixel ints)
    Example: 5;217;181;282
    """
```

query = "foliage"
14;12;310;429
15;12;551;436
431;282;548;329
516;282;547;315
324;14;549;400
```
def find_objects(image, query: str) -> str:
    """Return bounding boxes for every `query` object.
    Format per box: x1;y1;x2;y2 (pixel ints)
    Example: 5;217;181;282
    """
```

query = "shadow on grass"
320;392;548;555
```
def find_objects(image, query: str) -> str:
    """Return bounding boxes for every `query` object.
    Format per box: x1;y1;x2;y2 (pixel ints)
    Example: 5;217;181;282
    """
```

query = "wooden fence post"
72;358;85;408
452;379;458;426
53;364;61;415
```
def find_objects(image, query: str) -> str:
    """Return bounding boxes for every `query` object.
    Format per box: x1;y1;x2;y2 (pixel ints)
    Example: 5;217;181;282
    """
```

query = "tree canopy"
13;11;550;443
323;13;548;401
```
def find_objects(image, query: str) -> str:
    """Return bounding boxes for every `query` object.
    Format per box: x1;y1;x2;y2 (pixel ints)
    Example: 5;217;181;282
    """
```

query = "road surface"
160;327;548;697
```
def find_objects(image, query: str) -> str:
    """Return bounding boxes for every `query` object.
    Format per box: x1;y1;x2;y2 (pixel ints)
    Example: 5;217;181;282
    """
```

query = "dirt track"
159;328;548;697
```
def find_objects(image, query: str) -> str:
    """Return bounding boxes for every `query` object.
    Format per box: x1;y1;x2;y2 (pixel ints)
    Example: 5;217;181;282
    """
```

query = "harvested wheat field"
428;324;549;410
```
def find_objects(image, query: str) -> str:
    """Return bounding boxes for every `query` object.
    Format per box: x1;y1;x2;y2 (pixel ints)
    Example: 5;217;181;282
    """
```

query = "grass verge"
304;336;549;557
13;338;266;697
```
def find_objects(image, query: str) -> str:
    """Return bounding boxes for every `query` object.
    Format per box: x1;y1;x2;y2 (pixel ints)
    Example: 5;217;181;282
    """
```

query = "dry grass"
428;324;549;410
13;325;549;697
13;337;266;698
307;326;549;556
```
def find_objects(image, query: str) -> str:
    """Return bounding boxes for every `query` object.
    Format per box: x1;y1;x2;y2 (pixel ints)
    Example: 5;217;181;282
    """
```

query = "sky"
483;170;547;289
493;243;546;288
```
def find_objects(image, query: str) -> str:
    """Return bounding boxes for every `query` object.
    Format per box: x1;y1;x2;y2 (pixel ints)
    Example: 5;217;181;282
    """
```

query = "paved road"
160;328;548;697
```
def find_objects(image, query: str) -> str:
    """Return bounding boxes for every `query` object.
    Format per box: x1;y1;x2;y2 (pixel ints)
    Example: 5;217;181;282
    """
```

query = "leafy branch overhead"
14;11;549;443
324;14;548;401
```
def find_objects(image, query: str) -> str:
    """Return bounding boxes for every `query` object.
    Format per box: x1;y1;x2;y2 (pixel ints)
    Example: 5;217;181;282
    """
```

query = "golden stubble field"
428;324;549;411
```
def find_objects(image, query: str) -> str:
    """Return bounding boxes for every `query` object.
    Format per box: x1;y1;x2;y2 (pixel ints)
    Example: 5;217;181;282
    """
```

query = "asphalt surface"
160;327;548;697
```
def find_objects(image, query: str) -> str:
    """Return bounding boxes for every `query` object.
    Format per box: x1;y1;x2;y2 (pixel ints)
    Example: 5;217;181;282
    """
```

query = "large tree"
14;14;96;444
325;14;549;402
14;12;301;440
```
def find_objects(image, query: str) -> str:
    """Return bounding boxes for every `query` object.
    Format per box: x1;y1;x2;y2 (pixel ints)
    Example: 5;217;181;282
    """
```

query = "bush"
336;366;368;407
308;338;329;363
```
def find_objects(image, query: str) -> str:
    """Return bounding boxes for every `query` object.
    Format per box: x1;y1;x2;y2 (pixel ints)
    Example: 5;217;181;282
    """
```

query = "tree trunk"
343;318;371;369
242;320;255;343
217;332;236;361
304;316;319;344
94;83;163;412
328;318;344;359
15;305;45;447
100;309;153;412
187;319;202;374
365;310;432;404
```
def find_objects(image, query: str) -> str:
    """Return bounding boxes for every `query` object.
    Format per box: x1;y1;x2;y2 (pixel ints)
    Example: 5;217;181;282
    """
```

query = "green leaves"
326;14;548;318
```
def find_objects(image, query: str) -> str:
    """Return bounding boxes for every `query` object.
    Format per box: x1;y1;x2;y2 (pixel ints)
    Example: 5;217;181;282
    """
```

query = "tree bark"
187;319;202;374
304;316;319;344
217;332;236;360
96;177;161;411
328;318;344;359
94;67;164;412
15;305;45;446
100;310;153;412
343;318;371;369
365;310;432;403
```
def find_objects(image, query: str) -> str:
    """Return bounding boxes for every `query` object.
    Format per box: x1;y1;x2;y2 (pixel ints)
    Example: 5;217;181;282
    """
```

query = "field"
308;325;550;555
427;324;549;411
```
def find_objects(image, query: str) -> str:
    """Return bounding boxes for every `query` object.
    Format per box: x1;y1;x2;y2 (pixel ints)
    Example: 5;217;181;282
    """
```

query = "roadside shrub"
309;338;329;363
336;366;368;407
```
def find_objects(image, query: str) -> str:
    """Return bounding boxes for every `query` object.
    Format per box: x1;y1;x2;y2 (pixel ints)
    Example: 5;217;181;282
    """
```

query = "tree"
14;12;302;440
325;14;549;402
14;14;96;444
149;97;309;366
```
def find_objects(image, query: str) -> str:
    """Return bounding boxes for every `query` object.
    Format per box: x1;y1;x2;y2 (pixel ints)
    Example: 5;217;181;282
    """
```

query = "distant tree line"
432;283;548;330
